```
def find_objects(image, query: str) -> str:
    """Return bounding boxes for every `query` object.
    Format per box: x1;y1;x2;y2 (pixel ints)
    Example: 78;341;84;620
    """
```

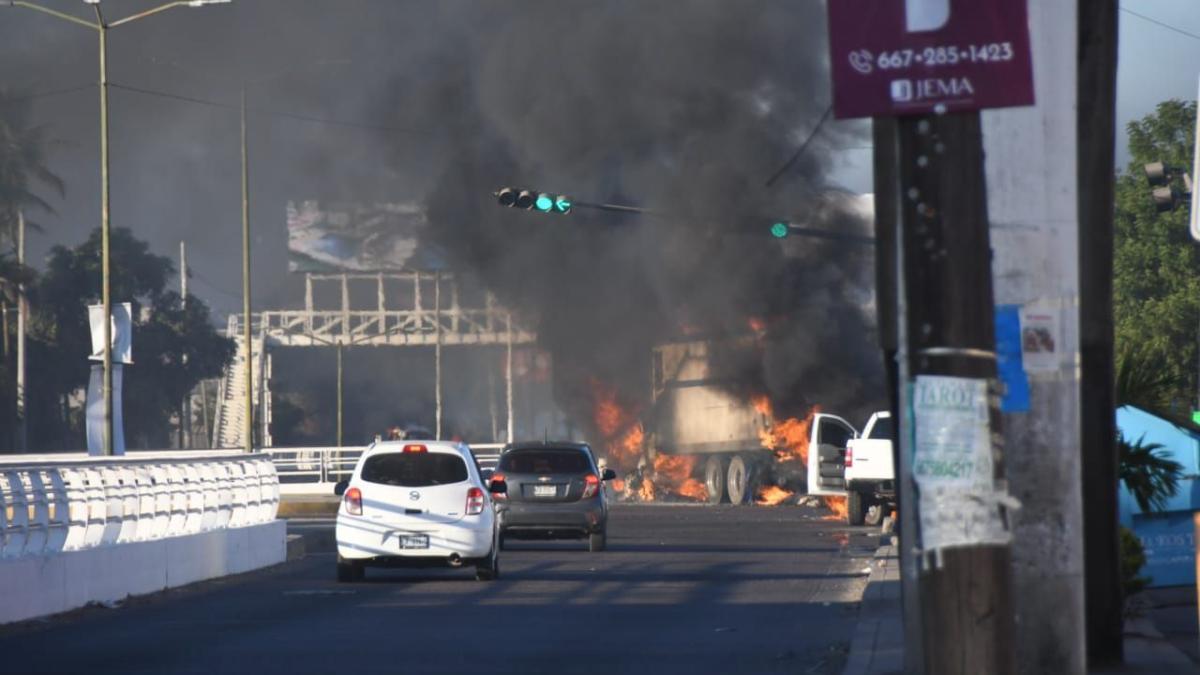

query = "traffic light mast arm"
780;224;876;246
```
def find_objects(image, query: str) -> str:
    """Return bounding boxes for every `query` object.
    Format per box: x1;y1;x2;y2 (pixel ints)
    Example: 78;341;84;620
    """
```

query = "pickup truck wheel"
704;456;729;504
847;490;866;526
864;502;884;527
727;455;756;504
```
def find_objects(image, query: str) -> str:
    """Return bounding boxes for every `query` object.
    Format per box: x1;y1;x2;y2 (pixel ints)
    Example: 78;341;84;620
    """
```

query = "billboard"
287;201;447;273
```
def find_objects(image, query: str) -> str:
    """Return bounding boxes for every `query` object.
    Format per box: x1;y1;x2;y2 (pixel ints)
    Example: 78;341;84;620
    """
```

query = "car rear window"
499;450;591;474
360;452;468;487
867;417;894;440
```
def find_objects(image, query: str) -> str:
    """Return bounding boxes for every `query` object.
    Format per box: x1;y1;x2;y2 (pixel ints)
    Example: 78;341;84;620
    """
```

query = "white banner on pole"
912;375;1014;552
88;303;133;364
86;363;125;455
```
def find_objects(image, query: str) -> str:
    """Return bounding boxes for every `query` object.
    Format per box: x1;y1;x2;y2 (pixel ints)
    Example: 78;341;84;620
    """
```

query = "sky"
1;0;1197;311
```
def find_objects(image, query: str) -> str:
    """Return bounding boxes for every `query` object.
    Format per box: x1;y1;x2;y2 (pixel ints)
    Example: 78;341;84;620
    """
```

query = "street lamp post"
5;0;231;455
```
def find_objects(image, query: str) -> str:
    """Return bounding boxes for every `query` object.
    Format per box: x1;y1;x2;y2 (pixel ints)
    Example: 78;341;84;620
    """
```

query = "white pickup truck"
843;411;896;526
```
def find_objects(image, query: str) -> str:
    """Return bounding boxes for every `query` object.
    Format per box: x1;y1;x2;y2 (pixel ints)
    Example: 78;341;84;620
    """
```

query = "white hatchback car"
334;441;502;582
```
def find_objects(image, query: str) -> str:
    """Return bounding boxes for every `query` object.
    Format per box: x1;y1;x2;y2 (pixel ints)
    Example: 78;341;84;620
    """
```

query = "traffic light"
495;187;572;214
770;222;790;238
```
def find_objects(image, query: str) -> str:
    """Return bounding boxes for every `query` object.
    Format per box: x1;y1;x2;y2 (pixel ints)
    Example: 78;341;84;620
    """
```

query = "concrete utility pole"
981;2;1089;671
897;111;1014;674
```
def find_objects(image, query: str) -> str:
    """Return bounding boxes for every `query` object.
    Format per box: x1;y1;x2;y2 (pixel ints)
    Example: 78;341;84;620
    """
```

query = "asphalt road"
1;504;877;675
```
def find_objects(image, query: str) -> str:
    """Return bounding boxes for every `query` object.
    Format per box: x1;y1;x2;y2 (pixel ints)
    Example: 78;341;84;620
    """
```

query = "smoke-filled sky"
1;0;882;431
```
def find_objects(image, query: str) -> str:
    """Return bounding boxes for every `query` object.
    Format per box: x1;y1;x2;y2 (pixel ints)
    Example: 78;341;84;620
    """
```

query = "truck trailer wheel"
704;456;729;504
847;490;865;526
727;455;757;504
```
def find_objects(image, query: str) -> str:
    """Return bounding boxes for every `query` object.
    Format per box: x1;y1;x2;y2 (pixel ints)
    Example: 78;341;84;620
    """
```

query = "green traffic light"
535;193;555;212
770;222;789;238
554;195;572;213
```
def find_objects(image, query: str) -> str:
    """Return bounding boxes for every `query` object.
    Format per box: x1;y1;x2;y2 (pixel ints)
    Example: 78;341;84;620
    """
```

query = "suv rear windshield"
360;452;468;487
868;417;894;440
499;450;592;474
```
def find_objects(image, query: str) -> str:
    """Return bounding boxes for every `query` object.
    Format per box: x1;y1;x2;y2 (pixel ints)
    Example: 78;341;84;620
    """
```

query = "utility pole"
1077;0;1121;666
336;342;343;448
898;112;1014;674
241;86;254;454
978;2;1089;671
15;210;24;453
435;271;443;440
180;240;190;449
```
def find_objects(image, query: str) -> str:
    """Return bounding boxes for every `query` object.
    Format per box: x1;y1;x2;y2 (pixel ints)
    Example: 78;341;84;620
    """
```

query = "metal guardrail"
265;443;505;492
0;452;279;559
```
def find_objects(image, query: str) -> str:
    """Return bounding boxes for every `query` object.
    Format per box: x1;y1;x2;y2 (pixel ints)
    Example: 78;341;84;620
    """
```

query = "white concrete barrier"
0;451;286;624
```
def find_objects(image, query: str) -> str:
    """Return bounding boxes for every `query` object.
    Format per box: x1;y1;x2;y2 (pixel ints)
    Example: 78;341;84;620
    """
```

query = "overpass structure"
208;272;537;449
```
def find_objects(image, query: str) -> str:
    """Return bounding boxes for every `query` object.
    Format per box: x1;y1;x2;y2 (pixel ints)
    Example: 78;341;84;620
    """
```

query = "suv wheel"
589;531;607;552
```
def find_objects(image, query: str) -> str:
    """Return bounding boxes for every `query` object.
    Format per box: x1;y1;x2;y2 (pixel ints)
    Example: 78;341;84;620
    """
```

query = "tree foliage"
1117;432;1182;514
1114;100;1200;408
0;88;64;246
10;228;234;449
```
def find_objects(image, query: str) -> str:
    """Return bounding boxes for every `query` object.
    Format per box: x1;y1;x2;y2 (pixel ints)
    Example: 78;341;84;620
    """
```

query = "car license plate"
533;485;557;497
399;534;429;549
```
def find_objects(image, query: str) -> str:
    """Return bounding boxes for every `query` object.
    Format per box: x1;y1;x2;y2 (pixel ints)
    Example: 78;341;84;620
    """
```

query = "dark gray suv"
490;442;617;552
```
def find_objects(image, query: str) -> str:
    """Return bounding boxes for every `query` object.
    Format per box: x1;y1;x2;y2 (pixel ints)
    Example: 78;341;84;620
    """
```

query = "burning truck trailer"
636;339;859;510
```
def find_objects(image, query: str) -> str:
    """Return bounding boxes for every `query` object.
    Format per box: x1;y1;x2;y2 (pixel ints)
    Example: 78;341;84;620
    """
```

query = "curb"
843;538;903;675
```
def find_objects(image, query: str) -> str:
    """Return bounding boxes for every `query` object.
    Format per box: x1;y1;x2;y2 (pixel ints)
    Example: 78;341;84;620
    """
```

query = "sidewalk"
842;539;1200;674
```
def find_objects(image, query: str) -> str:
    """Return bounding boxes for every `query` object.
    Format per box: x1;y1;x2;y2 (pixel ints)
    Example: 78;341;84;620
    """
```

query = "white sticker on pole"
913;375;1012;551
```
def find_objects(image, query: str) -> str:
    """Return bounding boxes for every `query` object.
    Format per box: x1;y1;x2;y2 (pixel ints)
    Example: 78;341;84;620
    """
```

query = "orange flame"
757;404;820;466
590;379;645;472
823;496;848;521
755;485;794;506
646;454;708;502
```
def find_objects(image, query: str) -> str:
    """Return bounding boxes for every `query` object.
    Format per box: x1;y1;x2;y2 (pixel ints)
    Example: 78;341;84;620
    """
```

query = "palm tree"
0;87;64;250
1118;432;1182;513
1115;346;1186;512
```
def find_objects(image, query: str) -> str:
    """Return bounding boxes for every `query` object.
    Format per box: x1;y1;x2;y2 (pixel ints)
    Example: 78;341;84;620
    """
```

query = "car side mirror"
488;480;508;495
333;479;349;497
480;468;494;482
601;469;617;481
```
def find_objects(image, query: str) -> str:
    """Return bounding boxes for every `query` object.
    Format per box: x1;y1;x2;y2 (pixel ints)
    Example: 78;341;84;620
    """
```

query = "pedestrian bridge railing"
266;443;504;495
0;451;279;560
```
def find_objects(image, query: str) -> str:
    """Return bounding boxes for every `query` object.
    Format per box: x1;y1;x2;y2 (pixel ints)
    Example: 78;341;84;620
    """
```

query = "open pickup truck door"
805;413;858;497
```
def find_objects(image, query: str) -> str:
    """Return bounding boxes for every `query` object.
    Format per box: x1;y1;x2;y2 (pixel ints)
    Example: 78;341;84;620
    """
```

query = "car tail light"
581;474;600;499
489;473;507;500
403;444;427;453
466;487;485;515
845;445;854;468
344;487;363;515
